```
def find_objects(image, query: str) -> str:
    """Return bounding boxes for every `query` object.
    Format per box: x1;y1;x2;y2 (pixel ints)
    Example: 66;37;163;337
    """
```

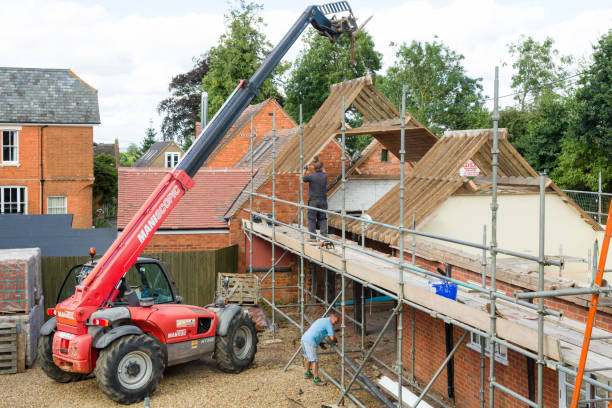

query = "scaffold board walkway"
243;219;612;381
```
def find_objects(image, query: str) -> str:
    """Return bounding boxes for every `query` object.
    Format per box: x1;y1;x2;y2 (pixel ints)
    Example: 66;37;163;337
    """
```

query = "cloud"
1;0;610;146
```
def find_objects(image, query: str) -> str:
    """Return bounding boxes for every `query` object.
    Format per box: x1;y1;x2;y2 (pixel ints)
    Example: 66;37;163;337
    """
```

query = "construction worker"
302;314;339;386
303;158;328;242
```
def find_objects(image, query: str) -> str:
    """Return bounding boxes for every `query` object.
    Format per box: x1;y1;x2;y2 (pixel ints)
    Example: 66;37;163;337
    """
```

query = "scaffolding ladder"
570;201;612;408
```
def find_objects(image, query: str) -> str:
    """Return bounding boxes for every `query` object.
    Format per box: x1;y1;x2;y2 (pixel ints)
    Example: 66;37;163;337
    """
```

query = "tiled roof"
118;167;252;229
203;99;271;165
94;143;115;157
0;67;100;124
133;141;179;167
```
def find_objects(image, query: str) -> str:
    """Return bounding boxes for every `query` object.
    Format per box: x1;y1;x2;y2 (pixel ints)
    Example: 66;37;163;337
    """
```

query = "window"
381;149;389;162
558;371;610;407
0;186;26;214
47;196;67;214
165;152;180;168
2;130;19;164
467;332;508;365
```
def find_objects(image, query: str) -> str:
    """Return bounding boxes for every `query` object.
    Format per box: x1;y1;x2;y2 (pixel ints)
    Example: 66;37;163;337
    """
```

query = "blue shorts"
302;340;318;362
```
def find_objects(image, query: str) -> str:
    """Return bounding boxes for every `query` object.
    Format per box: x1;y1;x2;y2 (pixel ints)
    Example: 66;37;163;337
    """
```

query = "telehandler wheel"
38;334;86;383
215;312;258;373
94;334;164;405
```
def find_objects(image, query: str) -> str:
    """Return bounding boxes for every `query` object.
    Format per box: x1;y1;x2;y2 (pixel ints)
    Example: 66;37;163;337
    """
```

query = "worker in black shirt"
303;159;328;241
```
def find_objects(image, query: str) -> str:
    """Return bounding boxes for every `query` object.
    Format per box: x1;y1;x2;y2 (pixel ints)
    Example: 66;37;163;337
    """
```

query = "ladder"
570;201;612;408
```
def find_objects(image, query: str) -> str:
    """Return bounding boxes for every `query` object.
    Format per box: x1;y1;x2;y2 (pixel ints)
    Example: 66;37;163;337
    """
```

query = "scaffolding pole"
341;96;347;389
272;110;276;334
299;105;305;337
397;84;407;407
488;65;500;408
537;173;546;408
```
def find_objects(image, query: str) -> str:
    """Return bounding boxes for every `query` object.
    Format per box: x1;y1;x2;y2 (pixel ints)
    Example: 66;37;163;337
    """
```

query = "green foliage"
501;91;571;174
554;30;612;191
119;144;142;167
158;56;210;147
93;154;117;205
506;35;573;110
202;1;287;119
284;28;382;123
377;38;489;136
141;120;157;153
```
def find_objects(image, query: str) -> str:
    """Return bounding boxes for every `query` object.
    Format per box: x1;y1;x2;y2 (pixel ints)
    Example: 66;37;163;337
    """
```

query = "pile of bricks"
0;248;44;371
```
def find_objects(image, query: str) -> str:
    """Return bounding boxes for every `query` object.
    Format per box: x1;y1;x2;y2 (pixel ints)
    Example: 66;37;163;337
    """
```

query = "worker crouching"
301;314;339;386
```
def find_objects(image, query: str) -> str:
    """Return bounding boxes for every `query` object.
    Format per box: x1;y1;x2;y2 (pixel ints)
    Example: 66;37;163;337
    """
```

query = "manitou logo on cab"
137;186;181;244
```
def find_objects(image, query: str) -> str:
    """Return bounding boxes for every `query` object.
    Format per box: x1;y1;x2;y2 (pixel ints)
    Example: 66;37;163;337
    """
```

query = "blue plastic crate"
428;279;458;300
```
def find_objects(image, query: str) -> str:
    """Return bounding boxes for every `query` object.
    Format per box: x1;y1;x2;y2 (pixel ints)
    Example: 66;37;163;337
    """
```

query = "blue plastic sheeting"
0;214;116;257
335;295;392;306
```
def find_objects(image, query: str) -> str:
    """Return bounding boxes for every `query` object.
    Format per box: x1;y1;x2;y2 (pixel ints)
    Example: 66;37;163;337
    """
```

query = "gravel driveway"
0;326;381;407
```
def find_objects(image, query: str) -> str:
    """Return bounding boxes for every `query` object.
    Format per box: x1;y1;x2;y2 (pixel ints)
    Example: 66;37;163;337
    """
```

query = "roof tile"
118;167;252;229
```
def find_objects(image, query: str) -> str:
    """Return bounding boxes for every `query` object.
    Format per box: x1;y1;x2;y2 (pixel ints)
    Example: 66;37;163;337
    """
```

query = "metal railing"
563;174;610;225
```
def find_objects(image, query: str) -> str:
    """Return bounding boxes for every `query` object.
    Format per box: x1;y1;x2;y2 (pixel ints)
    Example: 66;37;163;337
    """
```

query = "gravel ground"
0;321;386;408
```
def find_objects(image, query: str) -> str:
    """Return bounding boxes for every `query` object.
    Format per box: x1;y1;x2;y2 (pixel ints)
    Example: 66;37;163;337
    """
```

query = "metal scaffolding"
243;69;612;407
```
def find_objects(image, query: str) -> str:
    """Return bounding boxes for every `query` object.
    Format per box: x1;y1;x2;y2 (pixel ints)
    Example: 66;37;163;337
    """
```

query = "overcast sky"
2;0;611;148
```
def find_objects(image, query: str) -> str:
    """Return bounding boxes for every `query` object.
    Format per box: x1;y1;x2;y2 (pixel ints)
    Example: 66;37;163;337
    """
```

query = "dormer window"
166;152;180;168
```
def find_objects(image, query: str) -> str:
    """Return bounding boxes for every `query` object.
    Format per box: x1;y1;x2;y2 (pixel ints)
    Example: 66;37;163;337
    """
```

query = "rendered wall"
418;193;609;282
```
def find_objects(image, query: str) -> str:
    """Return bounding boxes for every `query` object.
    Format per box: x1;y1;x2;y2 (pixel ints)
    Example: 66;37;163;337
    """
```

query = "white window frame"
165;152;180;168
558;371;610;408
467;332;508;365
1;128;20;166
47;196;67;214
0;186;27;214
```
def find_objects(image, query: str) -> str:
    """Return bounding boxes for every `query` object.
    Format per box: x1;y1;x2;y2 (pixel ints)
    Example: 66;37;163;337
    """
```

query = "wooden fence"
42;245;238;315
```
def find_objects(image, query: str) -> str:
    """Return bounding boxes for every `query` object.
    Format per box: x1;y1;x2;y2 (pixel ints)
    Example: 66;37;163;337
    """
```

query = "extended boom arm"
59;3;358;327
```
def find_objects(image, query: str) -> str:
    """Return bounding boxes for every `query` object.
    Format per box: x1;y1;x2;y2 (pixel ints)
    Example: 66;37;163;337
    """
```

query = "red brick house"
118;167;252;251
204;99;295;168
0;67;100;228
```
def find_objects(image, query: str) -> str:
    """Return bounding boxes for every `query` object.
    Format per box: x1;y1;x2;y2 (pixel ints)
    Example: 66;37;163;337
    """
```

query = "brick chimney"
195;122;201;140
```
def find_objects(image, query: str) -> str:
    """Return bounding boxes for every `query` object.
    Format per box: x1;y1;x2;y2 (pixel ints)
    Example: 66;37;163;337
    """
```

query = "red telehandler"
38;3;358;404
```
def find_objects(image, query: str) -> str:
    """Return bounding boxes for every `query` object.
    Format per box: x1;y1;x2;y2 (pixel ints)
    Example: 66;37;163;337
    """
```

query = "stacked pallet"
0;248;44;372
216;273;260;305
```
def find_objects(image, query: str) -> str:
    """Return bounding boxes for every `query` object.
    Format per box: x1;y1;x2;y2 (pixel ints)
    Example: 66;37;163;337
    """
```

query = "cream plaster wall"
418;193;609;283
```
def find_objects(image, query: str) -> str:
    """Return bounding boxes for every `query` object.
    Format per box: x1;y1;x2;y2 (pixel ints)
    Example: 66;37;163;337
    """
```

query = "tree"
158;56;210;147
201;1;287;120
119;144;142;167
284;28;382;123
377;38;489;136
141;120;157;153
93;154;118;206
502;91;570;174
554;30;612;191
506;35;573;111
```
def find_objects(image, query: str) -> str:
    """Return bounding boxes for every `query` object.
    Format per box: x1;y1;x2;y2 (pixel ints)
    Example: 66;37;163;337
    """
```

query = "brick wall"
0;125;93;228
315;139;344;185
402;307;559;407
357;142;412;175
143;232;230;252
207;100;295;168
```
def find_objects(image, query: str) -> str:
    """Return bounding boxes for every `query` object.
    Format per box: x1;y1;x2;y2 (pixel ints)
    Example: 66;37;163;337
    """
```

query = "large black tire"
215;312;258;373
38;334;86;383
94;334;164;405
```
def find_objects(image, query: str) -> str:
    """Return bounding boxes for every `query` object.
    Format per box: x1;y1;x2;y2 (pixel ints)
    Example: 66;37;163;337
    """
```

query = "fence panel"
41;256;89;313
41;246;239;316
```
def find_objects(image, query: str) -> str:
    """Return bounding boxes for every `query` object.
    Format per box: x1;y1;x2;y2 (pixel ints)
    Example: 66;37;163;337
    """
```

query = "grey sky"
1;0;610;148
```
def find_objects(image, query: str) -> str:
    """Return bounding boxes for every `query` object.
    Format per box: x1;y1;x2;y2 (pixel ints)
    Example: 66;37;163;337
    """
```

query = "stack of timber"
0;248;44;371
243;219;612;381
